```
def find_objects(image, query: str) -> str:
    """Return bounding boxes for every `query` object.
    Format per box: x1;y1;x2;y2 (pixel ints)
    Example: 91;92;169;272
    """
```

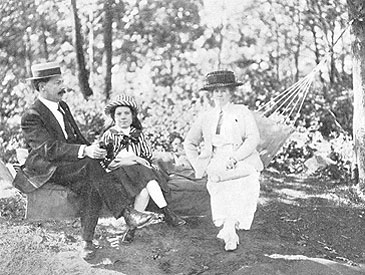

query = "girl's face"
212;87;232;107
114;106;133;129
171;137;183;153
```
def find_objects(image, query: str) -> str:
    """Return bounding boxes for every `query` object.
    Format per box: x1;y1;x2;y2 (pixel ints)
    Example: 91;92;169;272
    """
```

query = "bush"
0;193;26;220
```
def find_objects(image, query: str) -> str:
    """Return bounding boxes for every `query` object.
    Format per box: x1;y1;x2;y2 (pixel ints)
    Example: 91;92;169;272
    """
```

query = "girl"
101;94;186;241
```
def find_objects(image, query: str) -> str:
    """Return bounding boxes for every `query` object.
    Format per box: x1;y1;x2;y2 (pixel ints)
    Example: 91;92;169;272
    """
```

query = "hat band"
206;74;235;85
32;67;61;78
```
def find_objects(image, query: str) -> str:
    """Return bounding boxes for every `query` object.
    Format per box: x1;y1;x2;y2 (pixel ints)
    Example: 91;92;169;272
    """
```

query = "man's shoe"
123;208;154;229
162;207;186;226
80;240;96;260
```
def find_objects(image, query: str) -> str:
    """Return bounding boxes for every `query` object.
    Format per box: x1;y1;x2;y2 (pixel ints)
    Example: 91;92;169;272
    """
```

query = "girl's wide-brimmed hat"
27;61;62;80
200;70;243;91
104;94;138;115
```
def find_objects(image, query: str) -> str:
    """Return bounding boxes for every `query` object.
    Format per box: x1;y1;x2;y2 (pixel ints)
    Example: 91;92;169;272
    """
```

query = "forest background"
0;0;353;180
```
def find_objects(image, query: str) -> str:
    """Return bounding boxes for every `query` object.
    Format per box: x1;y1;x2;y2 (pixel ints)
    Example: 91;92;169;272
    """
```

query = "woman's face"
114;106;133;129
212;87;232;107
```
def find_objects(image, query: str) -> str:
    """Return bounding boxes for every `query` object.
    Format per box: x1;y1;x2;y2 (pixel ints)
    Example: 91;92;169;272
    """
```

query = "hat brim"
200;82;243;91
26;73;62;80
104;100;138;115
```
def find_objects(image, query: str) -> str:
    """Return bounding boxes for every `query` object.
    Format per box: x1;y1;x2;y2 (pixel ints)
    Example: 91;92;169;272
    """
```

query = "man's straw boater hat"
28;61;62;80
104;94;138;115
200;70;243;91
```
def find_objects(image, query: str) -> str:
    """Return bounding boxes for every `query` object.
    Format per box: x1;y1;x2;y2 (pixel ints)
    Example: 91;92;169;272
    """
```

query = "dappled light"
1;0;365;274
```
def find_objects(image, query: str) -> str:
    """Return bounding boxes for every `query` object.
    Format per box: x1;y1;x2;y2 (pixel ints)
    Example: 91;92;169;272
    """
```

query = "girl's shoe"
162;207;186;226
121;227;136;243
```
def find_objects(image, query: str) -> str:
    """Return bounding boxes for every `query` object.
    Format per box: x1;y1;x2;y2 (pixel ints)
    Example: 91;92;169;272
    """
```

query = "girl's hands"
107;156;136;170
133;156;151;168
107;155;151;170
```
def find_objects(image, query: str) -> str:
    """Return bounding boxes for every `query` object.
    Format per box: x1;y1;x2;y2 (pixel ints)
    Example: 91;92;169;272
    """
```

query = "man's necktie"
57;104;75;139
216;109;223;135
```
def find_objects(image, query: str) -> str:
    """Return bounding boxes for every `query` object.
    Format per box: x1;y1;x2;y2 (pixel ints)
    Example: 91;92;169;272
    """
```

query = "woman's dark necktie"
216;109;223;135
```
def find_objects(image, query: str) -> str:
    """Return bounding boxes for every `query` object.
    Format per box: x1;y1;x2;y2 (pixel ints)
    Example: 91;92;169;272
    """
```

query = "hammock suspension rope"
257;19;353;126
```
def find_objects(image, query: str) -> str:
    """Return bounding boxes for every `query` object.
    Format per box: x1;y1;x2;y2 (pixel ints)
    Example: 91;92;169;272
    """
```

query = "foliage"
0;193;26;220
270;126;354;181
0;0;354;183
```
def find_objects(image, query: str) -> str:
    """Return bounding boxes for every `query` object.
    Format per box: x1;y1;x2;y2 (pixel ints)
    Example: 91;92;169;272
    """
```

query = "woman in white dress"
184;71;263;251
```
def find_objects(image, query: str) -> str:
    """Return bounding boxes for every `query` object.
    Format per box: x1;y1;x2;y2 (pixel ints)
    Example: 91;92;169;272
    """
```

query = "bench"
26;183;80;220
14;149;210;220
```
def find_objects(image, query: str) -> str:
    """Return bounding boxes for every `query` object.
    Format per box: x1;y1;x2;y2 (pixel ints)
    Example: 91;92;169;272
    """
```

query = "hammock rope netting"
254;19;352;167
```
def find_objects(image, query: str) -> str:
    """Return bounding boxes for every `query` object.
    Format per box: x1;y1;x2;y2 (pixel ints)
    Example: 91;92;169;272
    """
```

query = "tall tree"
103;0;113;100
348;0;365;190
71;0;93;98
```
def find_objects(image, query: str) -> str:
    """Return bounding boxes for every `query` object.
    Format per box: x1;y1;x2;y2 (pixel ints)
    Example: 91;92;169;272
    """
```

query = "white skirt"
206;151;260;230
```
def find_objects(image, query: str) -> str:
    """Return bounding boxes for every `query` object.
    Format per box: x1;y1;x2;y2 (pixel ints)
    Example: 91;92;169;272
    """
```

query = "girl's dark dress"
101;127;169;205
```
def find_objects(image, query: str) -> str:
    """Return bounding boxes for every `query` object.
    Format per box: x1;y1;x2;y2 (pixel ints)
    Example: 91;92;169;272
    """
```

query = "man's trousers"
51;158;131;241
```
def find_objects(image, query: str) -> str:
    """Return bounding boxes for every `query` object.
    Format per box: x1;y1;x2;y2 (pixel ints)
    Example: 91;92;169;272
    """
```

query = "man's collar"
38;96;59;110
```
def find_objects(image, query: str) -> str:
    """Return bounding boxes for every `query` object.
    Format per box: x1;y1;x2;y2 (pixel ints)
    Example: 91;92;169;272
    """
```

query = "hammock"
253;16;355;168
254;54;331;167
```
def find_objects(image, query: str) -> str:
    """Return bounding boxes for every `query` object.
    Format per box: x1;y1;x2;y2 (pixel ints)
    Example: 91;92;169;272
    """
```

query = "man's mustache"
60;87;74;93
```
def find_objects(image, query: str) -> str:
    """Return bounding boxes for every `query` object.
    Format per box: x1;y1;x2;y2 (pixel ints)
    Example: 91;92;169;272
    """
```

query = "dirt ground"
1;170;365;275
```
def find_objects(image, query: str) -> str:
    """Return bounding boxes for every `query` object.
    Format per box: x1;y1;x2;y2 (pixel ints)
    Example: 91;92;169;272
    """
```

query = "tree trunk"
348;0;365;190
294;0;301;82
71;0;93;98
309;24;326;88
88;7;94;87
23;27;32;76
103;0;113;100
216;24;224;70
40;15;49;61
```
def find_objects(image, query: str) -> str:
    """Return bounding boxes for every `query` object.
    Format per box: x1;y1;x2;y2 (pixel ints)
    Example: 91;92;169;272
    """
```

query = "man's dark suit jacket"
13;99;90;193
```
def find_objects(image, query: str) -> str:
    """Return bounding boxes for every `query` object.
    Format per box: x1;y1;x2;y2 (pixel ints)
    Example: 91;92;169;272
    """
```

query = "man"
13;61;155;260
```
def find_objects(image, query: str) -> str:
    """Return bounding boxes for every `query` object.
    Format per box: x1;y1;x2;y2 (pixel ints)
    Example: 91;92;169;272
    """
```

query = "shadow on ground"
1;170;365;275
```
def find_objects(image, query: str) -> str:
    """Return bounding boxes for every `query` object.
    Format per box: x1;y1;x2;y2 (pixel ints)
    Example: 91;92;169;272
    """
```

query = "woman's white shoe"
218;230;239;251
224;239;238;251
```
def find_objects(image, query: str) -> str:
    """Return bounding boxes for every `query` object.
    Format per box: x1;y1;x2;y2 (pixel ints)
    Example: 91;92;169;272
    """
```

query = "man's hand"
84;144;107;159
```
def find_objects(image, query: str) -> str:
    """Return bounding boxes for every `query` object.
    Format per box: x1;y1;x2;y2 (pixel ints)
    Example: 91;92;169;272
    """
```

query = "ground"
1;170;365;275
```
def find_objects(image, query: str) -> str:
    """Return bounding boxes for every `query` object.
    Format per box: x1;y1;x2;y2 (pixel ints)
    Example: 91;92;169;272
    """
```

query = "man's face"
39;75;65;102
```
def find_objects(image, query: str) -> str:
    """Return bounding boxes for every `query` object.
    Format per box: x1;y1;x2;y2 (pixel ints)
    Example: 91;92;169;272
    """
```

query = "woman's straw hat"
200;70;243;91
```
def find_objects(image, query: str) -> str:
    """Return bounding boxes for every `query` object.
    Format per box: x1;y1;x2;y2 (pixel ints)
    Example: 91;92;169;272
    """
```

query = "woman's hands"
225;157;238;170
107;155;151;170
207;157;238;183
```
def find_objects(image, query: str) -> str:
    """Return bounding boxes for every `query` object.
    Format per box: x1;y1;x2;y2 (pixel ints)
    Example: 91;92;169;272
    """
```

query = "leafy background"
0;0;353;180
